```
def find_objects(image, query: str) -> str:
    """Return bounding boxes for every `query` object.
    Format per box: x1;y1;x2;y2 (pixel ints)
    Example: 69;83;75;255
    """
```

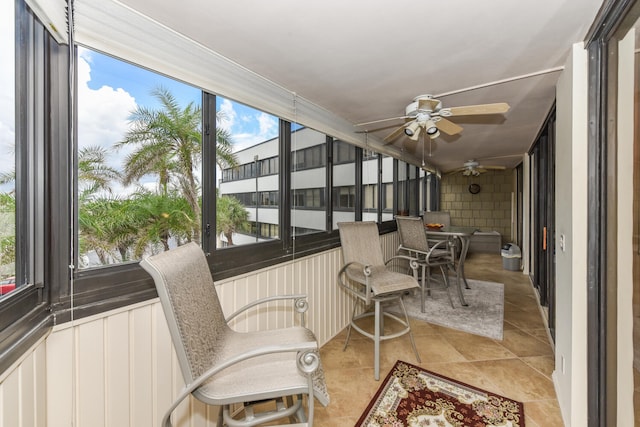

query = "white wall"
553;41;589;427
616;27;636;427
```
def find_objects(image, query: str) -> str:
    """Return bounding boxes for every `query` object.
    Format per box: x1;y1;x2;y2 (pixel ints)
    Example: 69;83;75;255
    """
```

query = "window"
216;98;279;246
76;47;202;269
0;0;16;298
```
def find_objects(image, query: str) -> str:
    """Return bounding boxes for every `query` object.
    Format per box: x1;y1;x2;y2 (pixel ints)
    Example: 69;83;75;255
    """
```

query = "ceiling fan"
446;159;507;176
356;94;510;143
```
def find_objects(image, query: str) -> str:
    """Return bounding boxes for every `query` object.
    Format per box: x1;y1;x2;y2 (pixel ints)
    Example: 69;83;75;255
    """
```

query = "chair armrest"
426;239;454;260
225;294;309;326
385;254;419;272
161;341;319;427
338;261;369;276
337;261;373;303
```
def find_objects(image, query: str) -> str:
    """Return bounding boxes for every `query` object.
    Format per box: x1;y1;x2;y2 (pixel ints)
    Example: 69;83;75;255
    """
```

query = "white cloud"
77;49;137;171
217;98;237;131
77;49;141;196
257;112;278;139
212;98;280;152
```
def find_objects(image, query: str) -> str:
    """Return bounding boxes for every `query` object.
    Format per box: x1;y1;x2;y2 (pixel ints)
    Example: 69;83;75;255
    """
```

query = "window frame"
0;0;59;374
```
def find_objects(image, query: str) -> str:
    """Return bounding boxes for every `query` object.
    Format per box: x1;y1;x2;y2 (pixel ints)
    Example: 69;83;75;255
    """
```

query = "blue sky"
78;47;279;152
84;50;201;110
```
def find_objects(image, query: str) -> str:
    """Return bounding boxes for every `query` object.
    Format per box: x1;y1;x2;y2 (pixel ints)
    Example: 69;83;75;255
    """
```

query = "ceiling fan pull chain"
421;132;425;167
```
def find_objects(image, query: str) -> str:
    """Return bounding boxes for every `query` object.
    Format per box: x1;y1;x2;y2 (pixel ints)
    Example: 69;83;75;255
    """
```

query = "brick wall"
439;169;514;244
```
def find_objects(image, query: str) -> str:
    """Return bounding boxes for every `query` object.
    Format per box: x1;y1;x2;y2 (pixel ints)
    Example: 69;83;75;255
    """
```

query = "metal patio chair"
337;221;421;380
141;242;329;427
396;216;455;311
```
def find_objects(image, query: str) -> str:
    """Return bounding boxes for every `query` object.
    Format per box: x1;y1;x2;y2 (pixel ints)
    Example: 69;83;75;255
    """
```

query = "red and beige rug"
356;360;525;427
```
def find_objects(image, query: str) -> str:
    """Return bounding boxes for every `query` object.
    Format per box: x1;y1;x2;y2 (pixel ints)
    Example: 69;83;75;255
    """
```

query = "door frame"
584;0;640;425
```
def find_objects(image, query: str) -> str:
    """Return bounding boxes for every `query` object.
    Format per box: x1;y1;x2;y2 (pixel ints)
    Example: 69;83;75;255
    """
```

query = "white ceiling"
119;0;604;173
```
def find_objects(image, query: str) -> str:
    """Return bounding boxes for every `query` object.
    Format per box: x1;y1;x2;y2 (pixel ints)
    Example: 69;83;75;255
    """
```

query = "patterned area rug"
356;361;525;427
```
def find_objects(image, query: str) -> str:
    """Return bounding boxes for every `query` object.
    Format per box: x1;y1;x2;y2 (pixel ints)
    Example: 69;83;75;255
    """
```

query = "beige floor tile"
438;329;517;361
500;329;554;357
524;399;565;427
471;358;557;402
503;308;548;330
521;355;555;379
420;361;503;394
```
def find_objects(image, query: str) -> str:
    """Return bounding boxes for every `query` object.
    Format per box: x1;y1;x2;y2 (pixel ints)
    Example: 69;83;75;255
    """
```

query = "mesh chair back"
140;242;230;383
396;216;430;252
338;222;386;267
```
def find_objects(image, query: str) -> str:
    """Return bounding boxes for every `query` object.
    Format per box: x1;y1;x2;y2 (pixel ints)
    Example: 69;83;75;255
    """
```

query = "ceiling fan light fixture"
408;126;422;141
404;120;420;137
425;120;438;135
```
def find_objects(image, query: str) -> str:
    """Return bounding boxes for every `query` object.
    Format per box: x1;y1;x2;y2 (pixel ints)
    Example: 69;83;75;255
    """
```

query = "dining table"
425;226;479;306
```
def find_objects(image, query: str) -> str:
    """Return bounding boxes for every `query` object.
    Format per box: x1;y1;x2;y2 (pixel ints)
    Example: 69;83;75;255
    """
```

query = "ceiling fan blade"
483;165;507;170
417;98;440;112
444;167;466;175
435;117;463;135
355;115;410;127
384;122;410;143
447;102;510;116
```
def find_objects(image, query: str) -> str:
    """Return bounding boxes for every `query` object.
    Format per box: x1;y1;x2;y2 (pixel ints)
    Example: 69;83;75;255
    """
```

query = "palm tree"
0;193;15;270
78;145;121;199
128;190;196;257
216;194;249;246
78;197;140;265
214;111;237;170
117;86;238;246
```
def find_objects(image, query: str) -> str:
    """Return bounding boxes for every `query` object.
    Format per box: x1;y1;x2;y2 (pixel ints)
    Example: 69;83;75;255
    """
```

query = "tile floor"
311;252;562;426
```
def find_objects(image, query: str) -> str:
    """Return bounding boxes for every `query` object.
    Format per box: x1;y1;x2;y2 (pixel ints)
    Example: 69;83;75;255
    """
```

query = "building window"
292;188;325;209
334;140;356;164
291;142;326;171
333;186;356;210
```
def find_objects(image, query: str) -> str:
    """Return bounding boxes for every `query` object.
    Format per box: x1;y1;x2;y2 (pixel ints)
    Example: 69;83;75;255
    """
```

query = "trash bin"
501;243;521;271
